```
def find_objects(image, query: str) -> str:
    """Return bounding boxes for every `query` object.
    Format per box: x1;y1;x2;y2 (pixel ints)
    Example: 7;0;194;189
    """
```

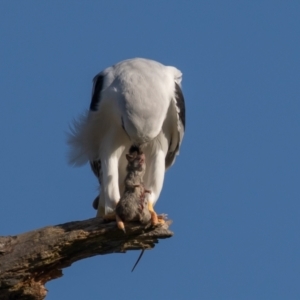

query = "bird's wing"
89;67;116;111
165;82;186;169
89;74;105;111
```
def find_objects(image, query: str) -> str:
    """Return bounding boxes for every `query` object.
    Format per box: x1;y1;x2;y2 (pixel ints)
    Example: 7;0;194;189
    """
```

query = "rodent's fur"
115;146;151;226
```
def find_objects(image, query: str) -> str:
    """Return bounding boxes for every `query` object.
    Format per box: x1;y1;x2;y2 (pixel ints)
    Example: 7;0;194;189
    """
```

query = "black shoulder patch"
89;74;104;111
175;82;186;129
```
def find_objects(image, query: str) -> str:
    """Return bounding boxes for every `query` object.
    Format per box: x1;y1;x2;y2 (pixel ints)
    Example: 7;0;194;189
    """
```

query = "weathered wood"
0;218;173;300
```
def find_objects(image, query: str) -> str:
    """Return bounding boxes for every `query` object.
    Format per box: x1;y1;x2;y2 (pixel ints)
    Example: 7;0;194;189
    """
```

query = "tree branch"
0;218;173;300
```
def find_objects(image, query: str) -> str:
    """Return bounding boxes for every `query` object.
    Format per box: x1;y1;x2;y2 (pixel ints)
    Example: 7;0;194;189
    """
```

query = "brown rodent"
115;146;151;232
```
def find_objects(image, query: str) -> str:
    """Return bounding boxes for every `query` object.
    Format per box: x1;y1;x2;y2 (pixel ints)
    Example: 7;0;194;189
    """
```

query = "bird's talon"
157;214;168;220
116;214;126;233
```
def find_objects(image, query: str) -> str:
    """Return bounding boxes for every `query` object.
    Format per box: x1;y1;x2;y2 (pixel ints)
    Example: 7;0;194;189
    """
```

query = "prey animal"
115;146;152;232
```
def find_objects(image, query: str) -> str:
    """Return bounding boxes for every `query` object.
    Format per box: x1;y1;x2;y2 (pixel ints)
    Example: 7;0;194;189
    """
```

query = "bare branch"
0;218;173;300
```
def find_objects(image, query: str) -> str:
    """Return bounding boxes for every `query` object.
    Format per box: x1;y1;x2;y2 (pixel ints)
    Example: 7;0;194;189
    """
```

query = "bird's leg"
148;201;158;225
144;149;166;225
98;153;121;218
102;211;116;221
96;206;105;218
148;202;165;225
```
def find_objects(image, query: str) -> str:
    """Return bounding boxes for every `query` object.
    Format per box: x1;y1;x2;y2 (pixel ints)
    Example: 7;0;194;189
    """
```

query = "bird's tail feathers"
67;111;99;166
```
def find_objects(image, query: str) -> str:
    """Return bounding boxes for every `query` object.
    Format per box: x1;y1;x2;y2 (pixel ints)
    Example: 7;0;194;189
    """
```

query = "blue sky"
1;1;300;299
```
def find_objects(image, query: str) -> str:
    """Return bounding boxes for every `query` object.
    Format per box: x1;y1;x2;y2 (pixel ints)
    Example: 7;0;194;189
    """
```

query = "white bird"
68;58;185;223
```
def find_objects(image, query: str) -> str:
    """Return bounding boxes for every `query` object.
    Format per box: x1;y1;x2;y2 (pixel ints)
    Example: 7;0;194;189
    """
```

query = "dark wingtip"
175;82;186;129
90;74;104;111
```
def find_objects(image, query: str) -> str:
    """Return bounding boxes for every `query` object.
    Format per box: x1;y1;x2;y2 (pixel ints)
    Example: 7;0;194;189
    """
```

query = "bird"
67;58;185;223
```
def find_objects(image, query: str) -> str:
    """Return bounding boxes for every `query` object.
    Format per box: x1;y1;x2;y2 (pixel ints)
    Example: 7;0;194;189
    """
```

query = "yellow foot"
157;215;166;225
116;214;126;233
148;202;160;226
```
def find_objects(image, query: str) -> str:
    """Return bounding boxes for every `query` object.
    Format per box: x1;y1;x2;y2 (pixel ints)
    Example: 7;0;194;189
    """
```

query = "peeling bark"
0;218;173;300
